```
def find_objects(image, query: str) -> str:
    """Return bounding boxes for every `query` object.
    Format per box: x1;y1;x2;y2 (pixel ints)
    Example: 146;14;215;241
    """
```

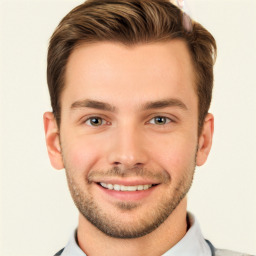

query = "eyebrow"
70;98;188;112
142;98;188;111
71;99;116;112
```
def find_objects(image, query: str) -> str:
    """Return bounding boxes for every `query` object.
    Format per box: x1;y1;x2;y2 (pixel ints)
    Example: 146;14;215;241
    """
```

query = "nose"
107;125;149;168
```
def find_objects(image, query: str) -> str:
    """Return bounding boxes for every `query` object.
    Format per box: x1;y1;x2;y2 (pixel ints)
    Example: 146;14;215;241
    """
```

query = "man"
43;0;251;255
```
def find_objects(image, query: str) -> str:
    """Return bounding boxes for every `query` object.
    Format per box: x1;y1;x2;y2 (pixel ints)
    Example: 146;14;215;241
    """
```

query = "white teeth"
137;185;144;191
120;185;127;191
107;184;113;190
143;185;150;190
127;186;136;191
113;184;121;191
100;182;108;189
100;183;153;191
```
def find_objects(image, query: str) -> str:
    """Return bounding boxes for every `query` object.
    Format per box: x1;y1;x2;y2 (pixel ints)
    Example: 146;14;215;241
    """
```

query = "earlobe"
196;113;214;166
43;112;64;170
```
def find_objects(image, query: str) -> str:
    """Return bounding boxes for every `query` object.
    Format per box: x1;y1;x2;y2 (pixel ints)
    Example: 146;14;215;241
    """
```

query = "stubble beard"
64;161;196;239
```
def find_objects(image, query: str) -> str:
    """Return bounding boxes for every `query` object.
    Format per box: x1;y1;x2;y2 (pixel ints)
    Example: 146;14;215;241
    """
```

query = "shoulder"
215;249;254;256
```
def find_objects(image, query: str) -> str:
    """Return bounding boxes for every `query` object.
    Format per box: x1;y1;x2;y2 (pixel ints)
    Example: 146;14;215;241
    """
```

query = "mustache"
88;166;171;184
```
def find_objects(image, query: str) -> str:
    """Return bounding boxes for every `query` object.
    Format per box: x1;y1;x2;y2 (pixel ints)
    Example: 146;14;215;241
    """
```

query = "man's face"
45;40;212;238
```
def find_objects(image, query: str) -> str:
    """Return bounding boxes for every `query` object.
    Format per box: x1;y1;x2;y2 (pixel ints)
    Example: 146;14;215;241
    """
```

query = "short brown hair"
47;0;216;133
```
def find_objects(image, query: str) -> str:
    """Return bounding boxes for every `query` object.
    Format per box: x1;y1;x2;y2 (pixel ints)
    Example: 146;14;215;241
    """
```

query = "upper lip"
95;179;160;186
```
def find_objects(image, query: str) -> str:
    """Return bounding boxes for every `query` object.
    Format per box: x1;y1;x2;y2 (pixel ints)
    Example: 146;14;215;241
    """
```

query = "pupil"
155;117;166;124
91;118;102;126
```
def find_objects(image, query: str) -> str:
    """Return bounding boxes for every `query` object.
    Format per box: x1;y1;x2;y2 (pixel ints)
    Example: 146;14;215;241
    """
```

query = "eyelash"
83;116;173;127
148;116;172;125
84;116;109;127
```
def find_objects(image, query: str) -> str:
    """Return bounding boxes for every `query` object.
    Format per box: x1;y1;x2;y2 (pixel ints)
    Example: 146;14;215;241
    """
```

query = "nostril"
113;162;143;166
135;163;143;167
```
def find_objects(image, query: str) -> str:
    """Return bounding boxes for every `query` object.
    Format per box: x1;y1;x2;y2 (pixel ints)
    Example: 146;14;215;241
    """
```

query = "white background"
0;0;255;255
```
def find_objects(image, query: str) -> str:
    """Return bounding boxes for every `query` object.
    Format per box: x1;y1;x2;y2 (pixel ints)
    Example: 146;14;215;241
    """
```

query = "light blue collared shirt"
60;212;212;256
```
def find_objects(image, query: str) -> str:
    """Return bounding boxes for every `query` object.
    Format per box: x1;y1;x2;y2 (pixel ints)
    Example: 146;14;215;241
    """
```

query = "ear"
196;113;214;166
43;112;64;170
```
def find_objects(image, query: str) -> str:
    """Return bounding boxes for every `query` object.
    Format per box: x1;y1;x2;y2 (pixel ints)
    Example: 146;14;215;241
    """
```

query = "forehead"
62;40;196;110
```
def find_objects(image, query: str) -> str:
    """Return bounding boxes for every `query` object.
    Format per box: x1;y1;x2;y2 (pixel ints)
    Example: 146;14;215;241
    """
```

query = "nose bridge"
107;121;148;167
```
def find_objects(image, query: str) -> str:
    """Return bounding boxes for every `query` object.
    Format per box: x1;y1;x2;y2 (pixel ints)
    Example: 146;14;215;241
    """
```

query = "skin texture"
44;40;214;256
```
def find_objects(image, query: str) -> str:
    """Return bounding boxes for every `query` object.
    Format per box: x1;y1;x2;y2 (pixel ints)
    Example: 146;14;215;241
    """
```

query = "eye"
149;116;172;125
85;117;107;126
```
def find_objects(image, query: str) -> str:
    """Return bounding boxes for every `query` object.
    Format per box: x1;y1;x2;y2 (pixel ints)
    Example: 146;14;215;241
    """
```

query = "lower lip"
96;183;158;201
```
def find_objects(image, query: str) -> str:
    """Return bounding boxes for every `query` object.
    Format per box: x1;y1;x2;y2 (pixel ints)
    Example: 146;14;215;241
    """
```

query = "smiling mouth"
98;183;158;191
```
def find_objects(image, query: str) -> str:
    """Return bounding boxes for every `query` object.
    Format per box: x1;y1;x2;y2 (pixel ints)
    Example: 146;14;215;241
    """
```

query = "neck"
77;198;188;256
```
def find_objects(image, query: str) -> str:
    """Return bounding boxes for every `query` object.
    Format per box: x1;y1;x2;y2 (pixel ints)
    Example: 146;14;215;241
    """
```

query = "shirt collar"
61;230;85;256
162;212;212;256
61;212;211;256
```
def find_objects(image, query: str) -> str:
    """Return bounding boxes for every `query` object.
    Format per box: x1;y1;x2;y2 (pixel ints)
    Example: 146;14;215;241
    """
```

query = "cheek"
61;135;104;174
151;133;197;176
